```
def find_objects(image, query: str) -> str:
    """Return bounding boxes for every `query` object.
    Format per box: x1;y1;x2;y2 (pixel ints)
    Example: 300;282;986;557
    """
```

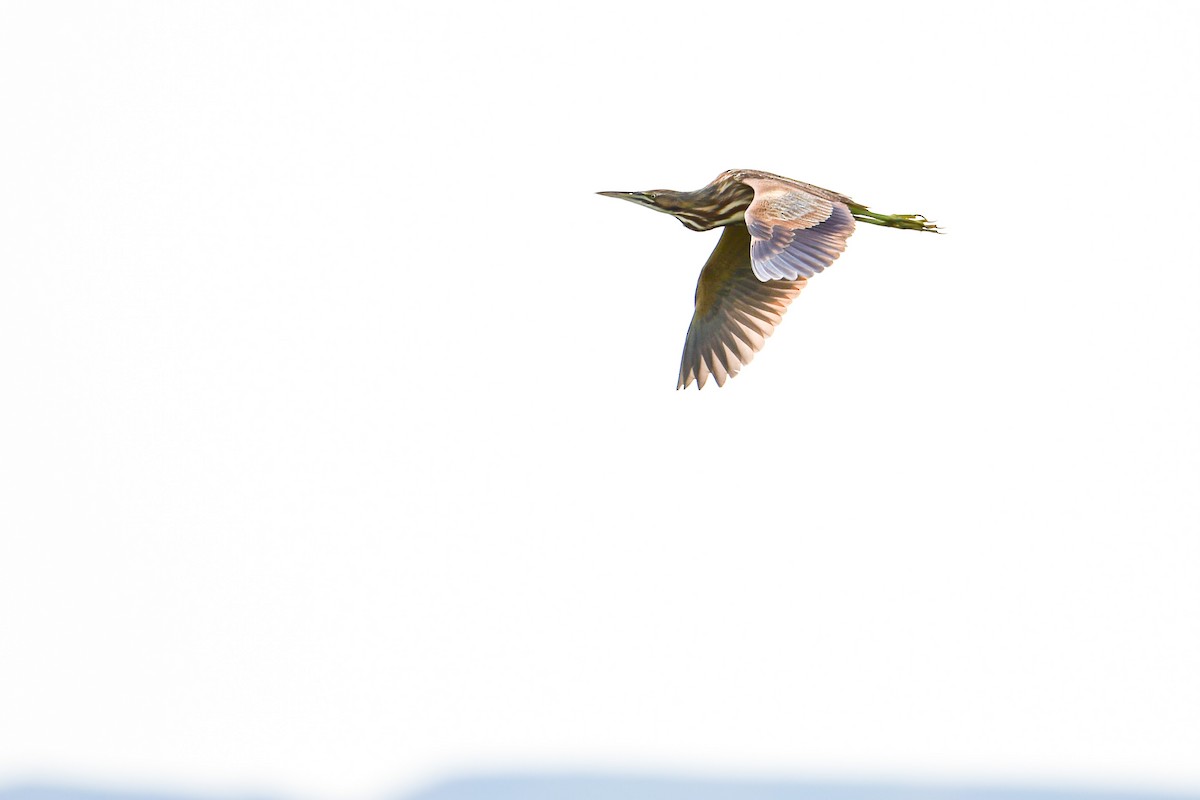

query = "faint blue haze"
6;776;1200;800
403;777;1200;800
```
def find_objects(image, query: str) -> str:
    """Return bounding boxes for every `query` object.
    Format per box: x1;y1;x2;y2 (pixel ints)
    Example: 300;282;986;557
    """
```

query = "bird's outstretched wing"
741;176;856;282
678;223;807;389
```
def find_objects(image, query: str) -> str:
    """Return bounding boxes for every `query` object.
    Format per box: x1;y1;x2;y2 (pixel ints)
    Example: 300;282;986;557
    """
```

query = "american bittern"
599;169;939;389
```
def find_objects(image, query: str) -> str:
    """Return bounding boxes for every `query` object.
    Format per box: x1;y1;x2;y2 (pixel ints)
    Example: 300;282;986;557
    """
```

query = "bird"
598;169;939;389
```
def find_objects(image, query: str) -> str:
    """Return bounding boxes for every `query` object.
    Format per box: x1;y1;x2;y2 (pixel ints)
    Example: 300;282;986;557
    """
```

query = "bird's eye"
646;192;658;200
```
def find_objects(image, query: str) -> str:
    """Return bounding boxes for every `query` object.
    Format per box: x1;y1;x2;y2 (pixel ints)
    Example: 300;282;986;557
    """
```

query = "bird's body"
599;169;938;389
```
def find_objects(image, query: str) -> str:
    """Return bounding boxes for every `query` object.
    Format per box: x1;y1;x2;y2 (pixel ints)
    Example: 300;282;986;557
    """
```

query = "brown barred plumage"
598;169;939;389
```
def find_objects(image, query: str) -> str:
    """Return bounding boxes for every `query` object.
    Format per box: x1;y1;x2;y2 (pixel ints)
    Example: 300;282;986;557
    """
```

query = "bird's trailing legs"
848;203;941;233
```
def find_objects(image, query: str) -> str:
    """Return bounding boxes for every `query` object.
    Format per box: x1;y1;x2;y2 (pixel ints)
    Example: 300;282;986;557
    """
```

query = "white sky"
2;2;1198;799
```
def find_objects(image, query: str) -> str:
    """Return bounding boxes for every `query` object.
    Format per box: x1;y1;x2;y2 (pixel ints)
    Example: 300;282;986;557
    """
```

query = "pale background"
1;2;1198;799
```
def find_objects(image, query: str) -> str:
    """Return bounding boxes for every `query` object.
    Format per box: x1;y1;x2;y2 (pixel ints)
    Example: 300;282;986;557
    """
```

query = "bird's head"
597;182;742;232
597;189;691;217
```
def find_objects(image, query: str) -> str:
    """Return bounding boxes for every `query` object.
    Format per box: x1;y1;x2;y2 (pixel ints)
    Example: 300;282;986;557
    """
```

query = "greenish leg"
848;203;941;233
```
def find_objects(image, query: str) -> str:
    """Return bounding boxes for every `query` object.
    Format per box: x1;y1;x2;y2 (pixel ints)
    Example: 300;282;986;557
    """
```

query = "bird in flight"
599;169;939;389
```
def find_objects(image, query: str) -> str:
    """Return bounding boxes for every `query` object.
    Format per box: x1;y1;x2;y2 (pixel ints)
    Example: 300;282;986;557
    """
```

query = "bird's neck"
673;180;755;231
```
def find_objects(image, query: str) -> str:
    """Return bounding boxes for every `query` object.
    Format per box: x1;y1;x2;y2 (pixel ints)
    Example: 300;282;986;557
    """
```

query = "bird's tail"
848;203;941;233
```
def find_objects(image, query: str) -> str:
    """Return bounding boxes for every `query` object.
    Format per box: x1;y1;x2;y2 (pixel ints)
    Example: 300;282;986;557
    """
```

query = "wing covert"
742;177;857;282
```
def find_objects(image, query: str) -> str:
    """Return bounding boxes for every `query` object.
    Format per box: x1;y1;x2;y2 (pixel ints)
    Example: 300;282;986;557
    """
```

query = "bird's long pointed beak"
598;190;658;206
598;190;670;216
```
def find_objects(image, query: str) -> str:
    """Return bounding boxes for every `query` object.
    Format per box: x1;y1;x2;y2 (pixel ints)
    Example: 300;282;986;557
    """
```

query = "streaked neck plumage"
669;173;756;231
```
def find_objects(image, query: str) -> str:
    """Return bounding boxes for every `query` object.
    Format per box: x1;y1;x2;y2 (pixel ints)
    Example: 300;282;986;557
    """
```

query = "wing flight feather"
678;223;807;389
